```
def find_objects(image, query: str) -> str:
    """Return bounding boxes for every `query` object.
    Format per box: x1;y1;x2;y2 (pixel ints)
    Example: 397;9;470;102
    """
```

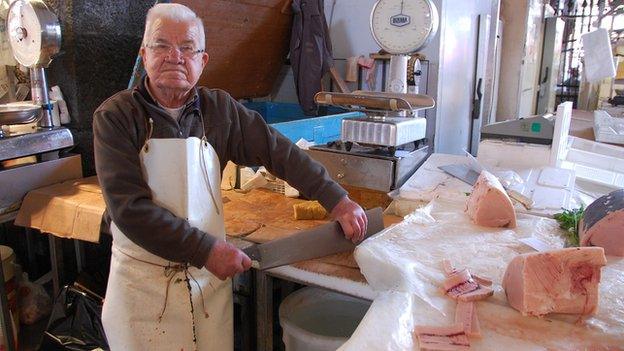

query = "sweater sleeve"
93;103;215;268
223;95;347;211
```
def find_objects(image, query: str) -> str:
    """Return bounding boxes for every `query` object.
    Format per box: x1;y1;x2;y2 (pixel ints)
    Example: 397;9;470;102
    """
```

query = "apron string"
199;137;221;215
115;247;212;321
196;109;221;215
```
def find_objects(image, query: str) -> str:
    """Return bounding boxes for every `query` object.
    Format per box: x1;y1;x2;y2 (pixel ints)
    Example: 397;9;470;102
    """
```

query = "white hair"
142;3;205;48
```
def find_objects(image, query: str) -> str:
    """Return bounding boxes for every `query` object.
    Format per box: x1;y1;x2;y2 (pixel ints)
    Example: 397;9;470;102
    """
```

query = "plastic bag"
40;285;109;351
342;198;624;350
17;274;52;325
493;169;524;188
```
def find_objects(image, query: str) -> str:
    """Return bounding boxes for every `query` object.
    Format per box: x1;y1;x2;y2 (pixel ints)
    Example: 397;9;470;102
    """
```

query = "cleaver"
243;207;384;270
438;164;534;209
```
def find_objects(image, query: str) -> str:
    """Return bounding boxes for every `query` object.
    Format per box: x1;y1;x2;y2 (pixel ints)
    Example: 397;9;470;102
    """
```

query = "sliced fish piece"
414;324;471;351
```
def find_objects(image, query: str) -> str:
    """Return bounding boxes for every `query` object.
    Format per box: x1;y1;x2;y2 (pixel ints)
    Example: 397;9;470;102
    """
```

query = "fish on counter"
465;170;517;228
443;269;494;302
579;189;624;256
502;247;607;317
414;324;470;351
414;261;491;350
455;301;481;338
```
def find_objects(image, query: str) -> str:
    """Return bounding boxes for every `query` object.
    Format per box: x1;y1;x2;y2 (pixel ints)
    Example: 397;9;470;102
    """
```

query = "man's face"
140;18;209;93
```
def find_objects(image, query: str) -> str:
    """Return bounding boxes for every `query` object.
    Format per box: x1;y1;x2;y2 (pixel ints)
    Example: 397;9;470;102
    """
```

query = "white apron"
102;133;233;351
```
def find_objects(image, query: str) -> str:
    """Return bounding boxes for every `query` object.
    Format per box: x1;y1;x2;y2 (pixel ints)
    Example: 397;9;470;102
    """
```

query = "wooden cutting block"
222;189;402;282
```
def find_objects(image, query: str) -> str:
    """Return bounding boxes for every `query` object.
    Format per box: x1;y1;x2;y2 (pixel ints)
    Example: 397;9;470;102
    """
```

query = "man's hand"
330;196;368;243
204;240;252;280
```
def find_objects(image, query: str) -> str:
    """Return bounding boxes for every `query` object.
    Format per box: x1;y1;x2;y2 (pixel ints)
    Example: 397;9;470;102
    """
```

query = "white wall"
272;0;383;103
325;0;379;58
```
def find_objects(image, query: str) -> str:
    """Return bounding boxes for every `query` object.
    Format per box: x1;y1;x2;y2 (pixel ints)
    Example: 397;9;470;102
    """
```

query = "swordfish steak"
502;247;607;317
579;189;624;256
465;170;517;228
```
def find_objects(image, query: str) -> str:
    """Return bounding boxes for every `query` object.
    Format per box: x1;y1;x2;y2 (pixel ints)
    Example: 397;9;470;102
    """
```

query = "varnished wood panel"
177;0;293;98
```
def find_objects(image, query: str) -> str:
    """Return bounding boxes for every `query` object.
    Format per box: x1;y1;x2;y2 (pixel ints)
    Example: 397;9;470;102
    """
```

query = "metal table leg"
0;253;15;351
255;270;273;351
24;228;38;275
49;235;64;296
74;240;85;273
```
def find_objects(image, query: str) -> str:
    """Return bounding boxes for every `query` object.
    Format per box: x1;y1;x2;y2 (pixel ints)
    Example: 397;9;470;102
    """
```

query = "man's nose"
164;47;184;62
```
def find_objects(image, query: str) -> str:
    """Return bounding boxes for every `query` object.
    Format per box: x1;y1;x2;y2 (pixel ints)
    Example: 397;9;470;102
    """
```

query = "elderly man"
93;3;367;350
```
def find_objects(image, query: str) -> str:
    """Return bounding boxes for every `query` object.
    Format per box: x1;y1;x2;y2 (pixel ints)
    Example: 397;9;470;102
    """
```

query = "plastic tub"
243;101;363;144
279;287;371;351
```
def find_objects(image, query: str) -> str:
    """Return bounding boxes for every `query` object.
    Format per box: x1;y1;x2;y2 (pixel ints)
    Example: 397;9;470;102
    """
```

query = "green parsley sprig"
553;206;584;247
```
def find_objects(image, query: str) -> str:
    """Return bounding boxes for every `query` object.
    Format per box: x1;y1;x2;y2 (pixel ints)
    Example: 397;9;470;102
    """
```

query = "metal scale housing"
0;0;79;214
306;0;438;192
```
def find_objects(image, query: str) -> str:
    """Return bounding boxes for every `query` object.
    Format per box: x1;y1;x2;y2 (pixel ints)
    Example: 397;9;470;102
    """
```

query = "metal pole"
49;235;64;297
29;67;54;128
255;270;273;351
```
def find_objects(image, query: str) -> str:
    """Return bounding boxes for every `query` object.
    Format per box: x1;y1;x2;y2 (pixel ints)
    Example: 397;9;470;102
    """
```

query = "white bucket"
279;287;371;351
0;246;15;282
0;245;18;349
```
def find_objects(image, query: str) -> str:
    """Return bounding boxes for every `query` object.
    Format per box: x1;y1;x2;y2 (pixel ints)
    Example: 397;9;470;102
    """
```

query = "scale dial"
370;0;438;55
6;0;61;67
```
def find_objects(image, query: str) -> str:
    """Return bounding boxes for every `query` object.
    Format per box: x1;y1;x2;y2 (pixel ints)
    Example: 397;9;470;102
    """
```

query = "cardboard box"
1;154;83;212
15;177;105;243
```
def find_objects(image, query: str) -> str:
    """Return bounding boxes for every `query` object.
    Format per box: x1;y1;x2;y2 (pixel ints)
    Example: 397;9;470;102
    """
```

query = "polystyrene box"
594;110;624;145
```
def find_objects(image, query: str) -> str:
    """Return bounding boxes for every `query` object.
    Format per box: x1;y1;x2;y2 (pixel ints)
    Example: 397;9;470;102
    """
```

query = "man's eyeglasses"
145;43;205;58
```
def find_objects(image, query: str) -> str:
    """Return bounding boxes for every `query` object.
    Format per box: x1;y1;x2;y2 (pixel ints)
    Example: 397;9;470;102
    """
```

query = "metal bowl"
0;102;42;125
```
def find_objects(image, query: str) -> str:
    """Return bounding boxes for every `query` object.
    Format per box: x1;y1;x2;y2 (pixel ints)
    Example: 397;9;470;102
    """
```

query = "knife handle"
507;188;534;210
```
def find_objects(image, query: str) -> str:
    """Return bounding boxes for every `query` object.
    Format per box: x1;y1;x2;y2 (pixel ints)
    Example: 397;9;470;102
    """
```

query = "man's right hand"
204;240;252;280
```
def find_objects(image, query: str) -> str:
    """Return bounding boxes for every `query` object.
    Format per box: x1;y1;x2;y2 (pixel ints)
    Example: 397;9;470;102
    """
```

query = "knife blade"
438;164;534;209
243;207;384;270
438;164;480;186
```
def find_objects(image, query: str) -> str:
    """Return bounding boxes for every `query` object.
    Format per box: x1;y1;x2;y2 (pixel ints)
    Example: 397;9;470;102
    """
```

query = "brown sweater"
93;78;347;268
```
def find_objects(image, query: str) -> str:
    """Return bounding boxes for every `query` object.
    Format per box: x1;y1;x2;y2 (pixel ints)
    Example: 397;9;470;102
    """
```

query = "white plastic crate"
560;136;624;190
239;166;299;197
261;173;299;197
593;110;624;146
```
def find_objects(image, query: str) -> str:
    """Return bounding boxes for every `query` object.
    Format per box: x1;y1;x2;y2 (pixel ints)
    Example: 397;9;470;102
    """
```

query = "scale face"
6;0;61;68
370;0;439;55
2;0;61;130
7;1;43;67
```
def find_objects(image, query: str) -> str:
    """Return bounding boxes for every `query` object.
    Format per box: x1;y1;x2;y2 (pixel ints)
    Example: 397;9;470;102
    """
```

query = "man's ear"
202;52;209;68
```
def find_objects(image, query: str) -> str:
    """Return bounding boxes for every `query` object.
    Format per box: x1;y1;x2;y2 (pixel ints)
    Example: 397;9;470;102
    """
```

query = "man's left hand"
330;196;367;243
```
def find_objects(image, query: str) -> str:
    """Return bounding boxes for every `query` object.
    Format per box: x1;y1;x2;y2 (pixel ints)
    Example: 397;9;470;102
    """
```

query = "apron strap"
142;117;154;152
140;106;220;213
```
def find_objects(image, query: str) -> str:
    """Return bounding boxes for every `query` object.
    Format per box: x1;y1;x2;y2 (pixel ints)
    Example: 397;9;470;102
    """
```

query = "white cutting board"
397;154;575;216
508;167;575;212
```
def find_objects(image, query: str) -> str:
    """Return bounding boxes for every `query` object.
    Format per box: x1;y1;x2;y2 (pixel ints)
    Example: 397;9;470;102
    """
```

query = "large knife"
243;207;384;270
438;164;534;209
